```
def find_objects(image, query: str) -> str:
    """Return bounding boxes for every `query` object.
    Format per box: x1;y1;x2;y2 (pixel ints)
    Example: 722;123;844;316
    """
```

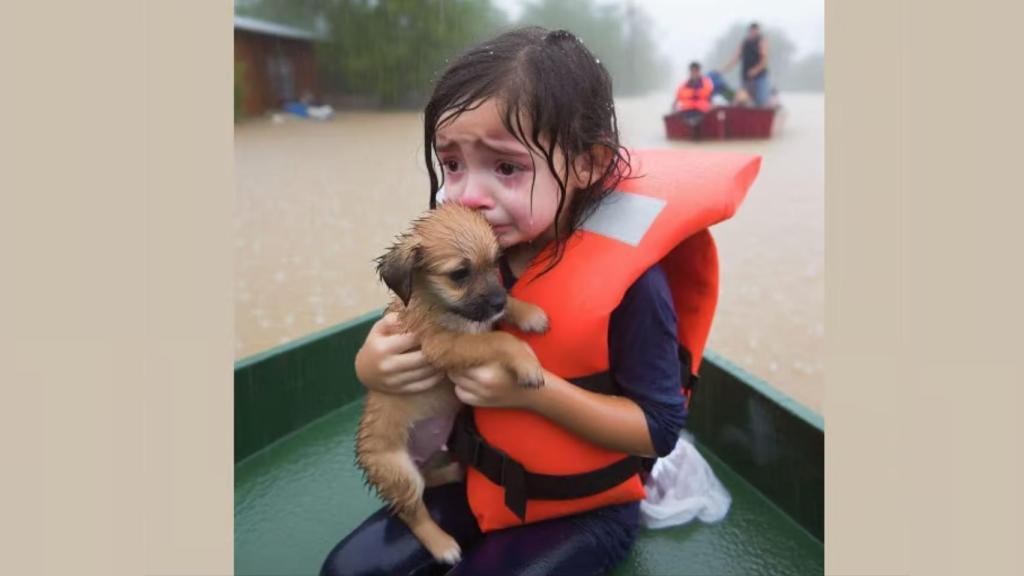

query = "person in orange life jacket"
673;61;714;125
721;21;772;107
320;27;689;576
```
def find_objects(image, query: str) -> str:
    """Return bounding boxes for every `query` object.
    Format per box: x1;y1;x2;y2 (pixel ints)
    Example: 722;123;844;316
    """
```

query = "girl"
322;27;690;576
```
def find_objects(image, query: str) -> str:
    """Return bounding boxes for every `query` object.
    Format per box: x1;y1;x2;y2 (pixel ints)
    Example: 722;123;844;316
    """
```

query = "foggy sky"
494;0;824;79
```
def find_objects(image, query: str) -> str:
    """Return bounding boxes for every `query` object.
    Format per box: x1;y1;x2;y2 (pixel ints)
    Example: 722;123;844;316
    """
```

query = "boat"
234;309;823;575
664;105;783;141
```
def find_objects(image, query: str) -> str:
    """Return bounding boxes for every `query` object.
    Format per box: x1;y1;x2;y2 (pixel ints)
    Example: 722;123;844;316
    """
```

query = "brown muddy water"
234;92;823;412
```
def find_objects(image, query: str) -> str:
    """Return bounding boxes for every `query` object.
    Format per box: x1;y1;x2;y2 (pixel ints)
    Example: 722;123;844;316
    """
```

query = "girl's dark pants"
320;482;640;576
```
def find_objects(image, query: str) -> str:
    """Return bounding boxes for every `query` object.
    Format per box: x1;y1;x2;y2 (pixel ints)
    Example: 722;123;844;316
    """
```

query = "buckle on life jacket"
446;411;528;519
447;409;642;522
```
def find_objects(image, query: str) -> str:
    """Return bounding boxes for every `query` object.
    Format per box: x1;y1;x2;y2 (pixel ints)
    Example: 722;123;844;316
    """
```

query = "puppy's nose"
487;291;507;314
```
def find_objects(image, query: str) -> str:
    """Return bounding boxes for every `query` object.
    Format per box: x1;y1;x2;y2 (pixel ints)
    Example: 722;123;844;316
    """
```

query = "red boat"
664;106;782;141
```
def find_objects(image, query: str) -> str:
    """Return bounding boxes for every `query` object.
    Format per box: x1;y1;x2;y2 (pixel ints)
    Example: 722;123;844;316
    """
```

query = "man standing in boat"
721;22;772;107
673;61;714;126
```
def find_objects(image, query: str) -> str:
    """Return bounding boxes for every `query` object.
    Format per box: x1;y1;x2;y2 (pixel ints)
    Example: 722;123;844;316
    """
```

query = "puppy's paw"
520;364;545;388
425;533;462;565
503;340;545;388
516;307;549;334
507;299;550;334
509;358;545;388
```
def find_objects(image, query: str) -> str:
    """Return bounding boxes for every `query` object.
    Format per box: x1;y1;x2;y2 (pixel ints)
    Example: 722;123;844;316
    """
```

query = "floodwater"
234;92;823;412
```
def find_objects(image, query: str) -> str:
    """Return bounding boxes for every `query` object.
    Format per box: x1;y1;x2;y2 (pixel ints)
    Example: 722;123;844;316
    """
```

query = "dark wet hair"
424;26;633;274
689;61;701;71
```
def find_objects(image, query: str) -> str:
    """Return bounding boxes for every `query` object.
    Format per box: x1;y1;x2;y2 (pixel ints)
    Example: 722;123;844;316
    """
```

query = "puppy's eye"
448;267;470;283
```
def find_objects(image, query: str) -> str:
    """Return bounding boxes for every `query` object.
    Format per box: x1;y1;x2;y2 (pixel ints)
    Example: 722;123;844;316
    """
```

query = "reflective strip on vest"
580;191;666;247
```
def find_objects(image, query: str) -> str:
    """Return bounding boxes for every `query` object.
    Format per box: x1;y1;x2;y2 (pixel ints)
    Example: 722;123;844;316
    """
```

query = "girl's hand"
452;363;657;456
448;363;541;409
354;313;444;394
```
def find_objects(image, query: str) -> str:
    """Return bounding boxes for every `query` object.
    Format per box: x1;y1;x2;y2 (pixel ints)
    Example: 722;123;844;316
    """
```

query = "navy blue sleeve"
608;264;688;457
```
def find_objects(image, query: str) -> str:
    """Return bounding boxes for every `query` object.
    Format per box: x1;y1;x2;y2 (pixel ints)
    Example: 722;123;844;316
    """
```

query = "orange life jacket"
449;148;761;532
677;76;714;112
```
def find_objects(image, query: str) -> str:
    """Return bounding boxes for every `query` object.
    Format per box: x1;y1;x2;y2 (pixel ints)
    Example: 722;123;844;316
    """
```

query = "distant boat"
664;105;783;141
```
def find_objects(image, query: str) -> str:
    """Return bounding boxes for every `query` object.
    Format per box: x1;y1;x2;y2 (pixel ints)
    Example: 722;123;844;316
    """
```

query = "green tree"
516;0;670;95
236;0;508;107
317;0;507;106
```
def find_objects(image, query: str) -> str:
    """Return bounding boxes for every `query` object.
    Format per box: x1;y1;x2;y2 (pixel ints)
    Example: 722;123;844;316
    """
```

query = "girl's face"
436;99;575;249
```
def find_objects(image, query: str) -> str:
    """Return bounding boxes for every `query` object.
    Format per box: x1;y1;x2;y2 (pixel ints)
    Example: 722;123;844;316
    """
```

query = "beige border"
826;1;1024;575
8;0;1024;575
4;2;233;575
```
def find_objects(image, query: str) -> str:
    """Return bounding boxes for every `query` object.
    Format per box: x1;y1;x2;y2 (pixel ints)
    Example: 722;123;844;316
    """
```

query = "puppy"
356;203;549;563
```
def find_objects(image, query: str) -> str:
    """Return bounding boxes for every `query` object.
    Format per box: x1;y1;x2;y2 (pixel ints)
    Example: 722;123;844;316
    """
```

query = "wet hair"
424;26;633;274
689;61;701;71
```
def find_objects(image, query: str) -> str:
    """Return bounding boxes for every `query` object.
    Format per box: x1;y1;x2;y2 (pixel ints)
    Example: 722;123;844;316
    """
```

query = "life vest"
677;76;714;112
448;148;761;532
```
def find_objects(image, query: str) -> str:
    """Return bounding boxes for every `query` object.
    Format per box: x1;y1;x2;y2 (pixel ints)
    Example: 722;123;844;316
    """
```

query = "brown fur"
355;203;549;563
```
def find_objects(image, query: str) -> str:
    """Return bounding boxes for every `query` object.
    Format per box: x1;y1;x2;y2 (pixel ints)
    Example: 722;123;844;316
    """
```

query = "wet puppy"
356;203;549;563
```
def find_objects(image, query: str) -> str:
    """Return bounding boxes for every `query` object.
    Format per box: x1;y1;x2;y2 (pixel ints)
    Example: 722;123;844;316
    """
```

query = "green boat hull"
235;310;823;575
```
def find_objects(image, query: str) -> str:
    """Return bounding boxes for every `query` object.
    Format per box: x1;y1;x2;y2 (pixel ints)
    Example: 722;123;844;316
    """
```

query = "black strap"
569;371;619;395
448;410;642;521
678;346;699;408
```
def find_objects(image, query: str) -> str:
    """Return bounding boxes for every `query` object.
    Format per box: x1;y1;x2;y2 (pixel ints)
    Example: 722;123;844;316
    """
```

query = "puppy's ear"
376;233;420;306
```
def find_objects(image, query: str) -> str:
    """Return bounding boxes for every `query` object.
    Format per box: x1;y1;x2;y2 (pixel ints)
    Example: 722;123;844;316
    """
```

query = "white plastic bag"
640;431;732;529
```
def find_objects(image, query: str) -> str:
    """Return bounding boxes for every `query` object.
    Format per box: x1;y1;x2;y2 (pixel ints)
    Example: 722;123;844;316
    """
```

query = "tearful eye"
497;162;517;176
443;159;460;172
448;267;470;283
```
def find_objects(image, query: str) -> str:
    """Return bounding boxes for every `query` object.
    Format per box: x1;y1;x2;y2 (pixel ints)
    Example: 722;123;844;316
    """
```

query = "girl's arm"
532;372;658;456
450;366;656;456
355;313;444;393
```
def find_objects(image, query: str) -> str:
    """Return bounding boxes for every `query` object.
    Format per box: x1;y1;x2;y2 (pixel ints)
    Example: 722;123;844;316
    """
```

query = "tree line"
235;1;822;109
235;0;671;107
